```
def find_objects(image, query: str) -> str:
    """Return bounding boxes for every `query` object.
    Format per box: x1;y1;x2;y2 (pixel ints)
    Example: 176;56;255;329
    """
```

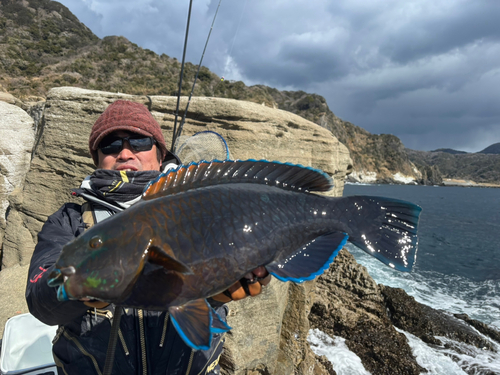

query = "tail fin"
344;196;422;272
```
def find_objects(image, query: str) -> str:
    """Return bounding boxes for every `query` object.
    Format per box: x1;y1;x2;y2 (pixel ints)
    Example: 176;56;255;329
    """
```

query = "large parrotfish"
48;160;421;350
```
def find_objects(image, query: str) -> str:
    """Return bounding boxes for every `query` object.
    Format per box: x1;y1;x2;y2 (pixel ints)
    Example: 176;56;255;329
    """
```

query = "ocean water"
308;183;500;375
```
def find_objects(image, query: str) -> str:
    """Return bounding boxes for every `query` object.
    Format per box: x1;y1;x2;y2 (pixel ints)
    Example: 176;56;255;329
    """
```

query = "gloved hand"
211;266;271;302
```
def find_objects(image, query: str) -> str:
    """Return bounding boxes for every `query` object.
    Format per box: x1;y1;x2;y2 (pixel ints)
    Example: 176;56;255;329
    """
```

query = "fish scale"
48;159;421;351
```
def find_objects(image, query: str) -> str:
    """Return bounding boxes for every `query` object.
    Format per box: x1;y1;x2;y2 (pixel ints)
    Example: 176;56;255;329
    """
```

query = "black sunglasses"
98;135;156;155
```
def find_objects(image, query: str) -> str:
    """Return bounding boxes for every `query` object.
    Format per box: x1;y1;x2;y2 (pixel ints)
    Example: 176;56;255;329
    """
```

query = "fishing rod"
173;0;223;149
171;0;194;152
171;0;223;152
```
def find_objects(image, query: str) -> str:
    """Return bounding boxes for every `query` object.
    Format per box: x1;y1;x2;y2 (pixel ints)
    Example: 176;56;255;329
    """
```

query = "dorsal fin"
142;159;333;201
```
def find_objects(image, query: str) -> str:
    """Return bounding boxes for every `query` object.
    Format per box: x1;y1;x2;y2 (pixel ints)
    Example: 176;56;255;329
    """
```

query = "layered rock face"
0;87;351;374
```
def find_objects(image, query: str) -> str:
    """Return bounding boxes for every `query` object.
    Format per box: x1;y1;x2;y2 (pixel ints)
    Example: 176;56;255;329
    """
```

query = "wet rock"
380;285;497;352
310;250;424;375
454;313;500;345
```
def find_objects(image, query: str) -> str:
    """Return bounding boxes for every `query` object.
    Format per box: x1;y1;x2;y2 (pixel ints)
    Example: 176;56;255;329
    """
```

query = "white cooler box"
0;313;57;375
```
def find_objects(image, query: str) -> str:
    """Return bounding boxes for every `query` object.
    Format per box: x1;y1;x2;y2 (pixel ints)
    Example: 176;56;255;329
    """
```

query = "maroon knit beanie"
88;100;169;165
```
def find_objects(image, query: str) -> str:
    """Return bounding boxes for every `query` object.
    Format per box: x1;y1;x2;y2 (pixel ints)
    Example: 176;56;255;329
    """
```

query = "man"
26;100;270;374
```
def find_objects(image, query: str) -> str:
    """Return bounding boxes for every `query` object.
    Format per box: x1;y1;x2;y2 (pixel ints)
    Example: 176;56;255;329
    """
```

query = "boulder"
0;101;35;267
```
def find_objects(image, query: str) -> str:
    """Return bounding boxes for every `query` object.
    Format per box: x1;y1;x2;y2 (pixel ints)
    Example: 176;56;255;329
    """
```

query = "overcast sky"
57;0;500;152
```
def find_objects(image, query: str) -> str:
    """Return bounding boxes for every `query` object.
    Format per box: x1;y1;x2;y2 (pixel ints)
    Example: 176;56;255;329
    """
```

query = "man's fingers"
211;293;232;303
252;266;268;278
246;280;262;296
259;274;272;286
212;268;272;303
228;281;247;301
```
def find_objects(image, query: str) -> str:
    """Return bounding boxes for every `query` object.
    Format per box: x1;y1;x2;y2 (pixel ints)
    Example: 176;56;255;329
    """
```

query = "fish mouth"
48;269;63;287
48;266;75;287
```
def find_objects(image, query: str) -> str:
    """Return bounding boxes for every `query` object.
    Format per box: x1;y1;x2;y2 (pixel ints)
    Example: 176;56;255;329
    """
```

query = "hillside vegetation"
1;0;499;185
407;149;500;184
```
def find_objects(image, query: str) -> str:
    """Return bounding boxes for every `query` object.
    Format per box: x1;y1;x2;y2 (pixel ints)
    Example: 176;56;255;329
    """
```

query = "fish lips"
47;266;76;287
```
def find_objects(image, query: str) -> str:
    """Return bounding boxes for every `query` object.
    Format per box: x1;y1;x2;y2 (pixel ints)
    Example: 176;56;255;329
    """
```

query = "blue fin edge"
170;312;212;351
170;303;230;350
210;309;232;333
270;234;348;283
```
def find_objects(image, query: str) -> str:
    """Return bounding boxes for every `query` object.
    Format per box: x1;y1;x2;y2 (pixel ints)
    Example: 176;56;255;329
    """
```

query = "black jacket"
26;202;226;375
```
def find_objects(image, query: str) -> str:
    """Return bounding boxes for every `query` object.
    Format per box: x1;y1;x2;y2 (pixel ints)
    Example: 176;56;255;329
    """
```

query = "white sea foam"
307;329;371;375
348;171;378;183
307;325;500;375
397;328;467;374
393;172;417;184
397;328;500;375
345;181;375;186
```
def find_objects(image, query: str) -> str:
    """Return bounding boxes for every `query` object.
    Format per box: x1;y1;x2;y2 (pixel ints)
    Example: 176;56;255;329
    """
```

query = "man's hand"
212;266;271;303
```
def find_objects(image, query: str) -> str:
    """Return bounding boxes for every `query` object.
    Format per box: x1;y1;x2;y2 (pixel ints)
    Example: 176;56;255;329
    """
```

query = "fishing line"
223;0;247;79
171;0;194;151
173;0;223;151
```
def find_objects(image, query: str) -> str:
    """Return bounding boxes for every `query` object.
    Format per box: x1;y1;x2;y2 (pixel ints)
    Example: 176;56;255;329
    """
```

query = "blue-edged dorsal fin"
169;299;213;350
142;160;333;200
266;232;348;283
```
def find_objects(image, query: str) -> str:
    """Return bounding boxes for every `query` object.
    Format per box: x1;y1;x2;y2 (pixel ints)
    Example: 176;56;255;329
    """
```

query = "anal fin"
211;309;231;333
267;232;348;283
169;299;222;350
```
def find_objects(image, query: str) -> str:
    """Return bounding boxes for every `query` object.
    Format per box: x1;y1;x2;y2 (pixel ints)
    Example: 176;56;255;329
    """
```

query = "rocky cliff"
0;87;351;374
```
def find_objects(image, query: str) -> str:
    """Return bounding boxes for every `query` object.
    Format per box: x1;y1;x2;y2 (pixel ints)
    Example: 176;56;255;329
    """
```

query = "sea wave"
346;244;500;329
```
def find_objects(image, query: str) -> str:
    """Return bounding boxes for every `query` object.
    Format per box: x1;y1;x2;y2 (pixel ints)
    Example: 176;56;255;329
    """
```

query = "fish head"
48;217;154;303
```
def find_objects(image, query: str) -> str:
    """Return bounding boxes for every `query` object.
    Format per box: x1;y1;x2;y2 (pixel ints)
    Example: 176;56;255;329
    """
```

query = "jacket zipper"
159;312;170;348
185;350;195;375
92;308;129;355
61;328;103;375
118;329;130;356
138;309;147;375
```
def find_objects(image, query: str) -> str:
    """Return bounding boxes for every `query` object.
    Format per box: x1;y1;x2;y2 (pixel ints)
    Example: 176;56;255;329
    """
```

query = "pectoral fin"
147;244;193;274
169;299;213;350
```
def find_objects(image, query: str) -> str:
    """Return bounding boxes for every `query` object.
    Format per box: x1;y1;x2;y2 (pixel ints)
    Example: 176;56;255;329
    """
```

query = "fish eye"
89;236;103;249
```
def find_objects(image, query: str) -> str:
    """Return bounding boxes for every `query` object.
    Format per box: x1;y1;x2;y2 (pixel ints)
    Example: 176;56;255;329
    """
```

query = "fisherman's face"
97;131;161;171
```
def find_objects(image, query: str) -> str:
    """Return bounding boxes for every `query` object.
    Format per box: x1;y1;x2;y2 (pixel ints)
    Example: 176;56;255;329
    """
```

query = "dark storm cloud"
377;2;500;64
56;0;500;152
